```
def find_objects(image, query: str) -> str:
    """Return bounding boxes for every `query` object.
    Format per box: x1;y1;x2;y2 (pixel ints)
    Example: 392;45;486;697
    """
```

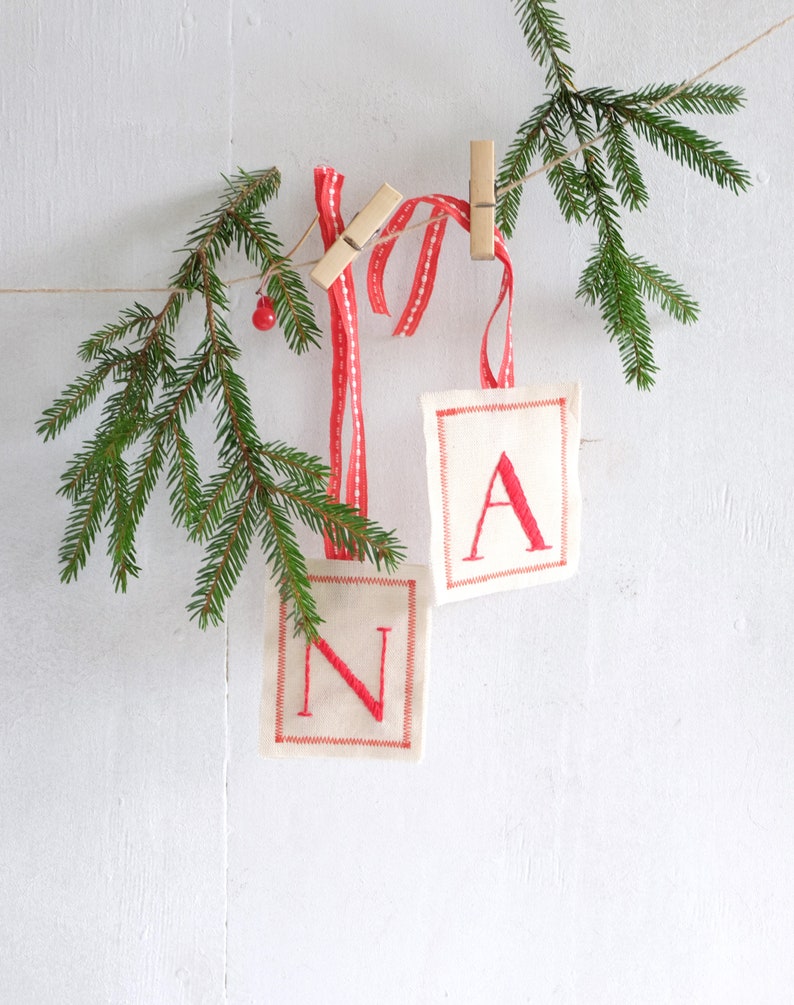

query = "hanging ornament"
260;167;431;762
368;192;581;605
251;295;276;330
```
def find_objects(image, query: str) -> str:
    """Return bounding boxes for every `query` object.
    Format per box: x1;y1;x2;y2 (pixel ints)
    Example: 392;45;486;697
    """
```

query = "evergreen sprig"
498;0;751;388
38;168;404;638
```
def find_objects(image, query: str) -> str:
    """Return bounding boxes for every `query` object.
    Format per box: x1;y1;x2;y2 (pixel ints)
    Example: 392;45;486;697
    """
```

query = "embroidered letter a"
463;451;552;561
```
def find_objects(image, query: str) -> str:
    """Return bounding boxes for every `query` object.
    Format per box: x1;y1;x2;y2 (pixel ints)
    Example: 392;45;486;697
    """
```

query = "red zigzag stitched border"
436;397;569;590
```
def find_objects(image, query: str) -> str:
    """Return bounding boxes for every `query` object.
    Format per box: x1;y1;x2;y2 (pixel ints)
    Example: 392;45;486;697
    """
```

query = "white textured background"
2;1;793;1002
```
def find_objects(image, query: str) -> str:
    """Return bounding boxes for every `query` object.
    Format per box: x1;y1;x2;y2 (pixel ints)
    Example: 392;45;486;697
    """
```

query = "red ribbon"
312;173;515;560
314;166;367;560
367;194;515;390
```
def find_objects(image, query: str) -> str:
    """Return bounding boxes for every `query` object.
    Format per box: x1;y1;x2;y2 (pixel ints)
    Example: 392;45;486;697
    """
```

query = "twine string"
496;10;794;199
254;213;319;295
1;12;791;298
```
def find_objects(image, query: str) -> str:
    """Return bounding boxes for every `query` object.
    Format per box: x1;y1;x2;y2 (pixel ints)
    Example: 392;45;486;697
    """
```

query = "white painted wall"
2;1;793;1001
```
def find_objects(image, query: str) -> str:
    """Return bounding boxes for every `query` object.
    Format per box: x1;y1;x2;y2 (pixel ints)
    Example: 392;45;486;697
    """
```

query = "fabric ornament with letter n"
368;194;581;605
260;167;431;761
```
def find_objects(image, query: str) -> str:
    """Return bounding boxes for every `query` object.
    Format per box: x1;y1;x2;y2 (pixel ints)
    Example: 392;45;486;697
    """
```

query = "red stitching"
278;736;412;749
561;397;569;560
463;454;502;562
308;574;417;588
437;397;563;418
436;396;569;591
298;644;313;717
302;628;391;721
402;581;416;746
448;559;567;589
462;451;552;561
273;574;419;750
436;414;454;587
274;601;288;742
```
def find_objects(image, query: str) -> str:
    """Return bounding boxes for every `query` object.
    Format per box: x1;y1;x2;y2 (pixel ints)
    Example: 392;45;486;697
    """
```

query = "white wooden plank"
0;0;233;999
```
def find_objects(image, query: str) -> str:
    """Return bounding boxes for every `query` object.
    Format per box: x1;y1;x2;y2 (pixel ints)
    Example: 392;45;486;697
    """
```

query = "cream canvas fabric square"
260;559;431;761
422;383;581;604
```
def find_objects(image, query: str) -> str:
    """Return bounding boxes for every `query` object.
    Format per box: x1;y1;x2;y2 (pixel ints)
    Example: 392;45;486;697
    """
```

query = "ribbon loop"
367;194;515;390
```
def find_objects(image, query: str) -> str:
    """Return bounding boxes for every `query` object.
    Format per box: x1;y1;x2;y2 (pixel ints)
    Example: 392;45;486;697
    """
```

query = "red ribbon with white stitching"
314;166;367;560
367;194;515;390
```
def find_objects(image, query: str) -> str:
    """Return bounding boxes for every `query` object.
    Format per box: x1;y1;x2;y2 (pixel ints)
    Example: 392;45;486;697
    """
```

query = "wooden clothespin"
310;183;402;291
469;140;496;261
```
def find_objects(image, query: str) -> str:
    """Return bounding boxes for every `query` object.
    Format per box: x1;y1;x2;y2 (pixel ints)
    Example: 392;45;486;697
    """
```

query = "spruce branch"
268;482;405;571
497;96;561;237
258;490;321;641
259;442;330;485
106;455;139;591
626;81;746;117
191;462;246;543
227;209;321;355
167;419;203;530
189;483;261;629
38;168;404;637
600;110;649;212
540;111;589;223
37;354;124;441
512;0;575;91
590;240;658;389
76;299;179;363
499;0;750;387
58;465;111;583
624;256;699;325
625;110;750;193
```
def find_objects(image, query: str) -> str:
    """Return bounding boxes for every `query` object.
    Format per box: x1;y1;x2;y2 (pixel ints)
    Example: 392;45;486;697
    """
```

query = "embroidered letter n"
299;627;392;721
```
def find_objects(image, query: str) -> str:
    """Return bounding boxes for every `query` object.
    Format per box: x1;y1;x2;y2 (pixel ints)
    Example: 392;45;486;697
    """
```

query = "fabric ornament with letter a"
368;193;582;605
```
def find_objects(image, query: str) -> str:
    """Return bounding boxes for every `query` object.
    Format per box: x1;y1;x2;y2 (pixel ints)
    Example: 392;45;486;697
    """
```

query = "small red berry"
252;295;276;331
